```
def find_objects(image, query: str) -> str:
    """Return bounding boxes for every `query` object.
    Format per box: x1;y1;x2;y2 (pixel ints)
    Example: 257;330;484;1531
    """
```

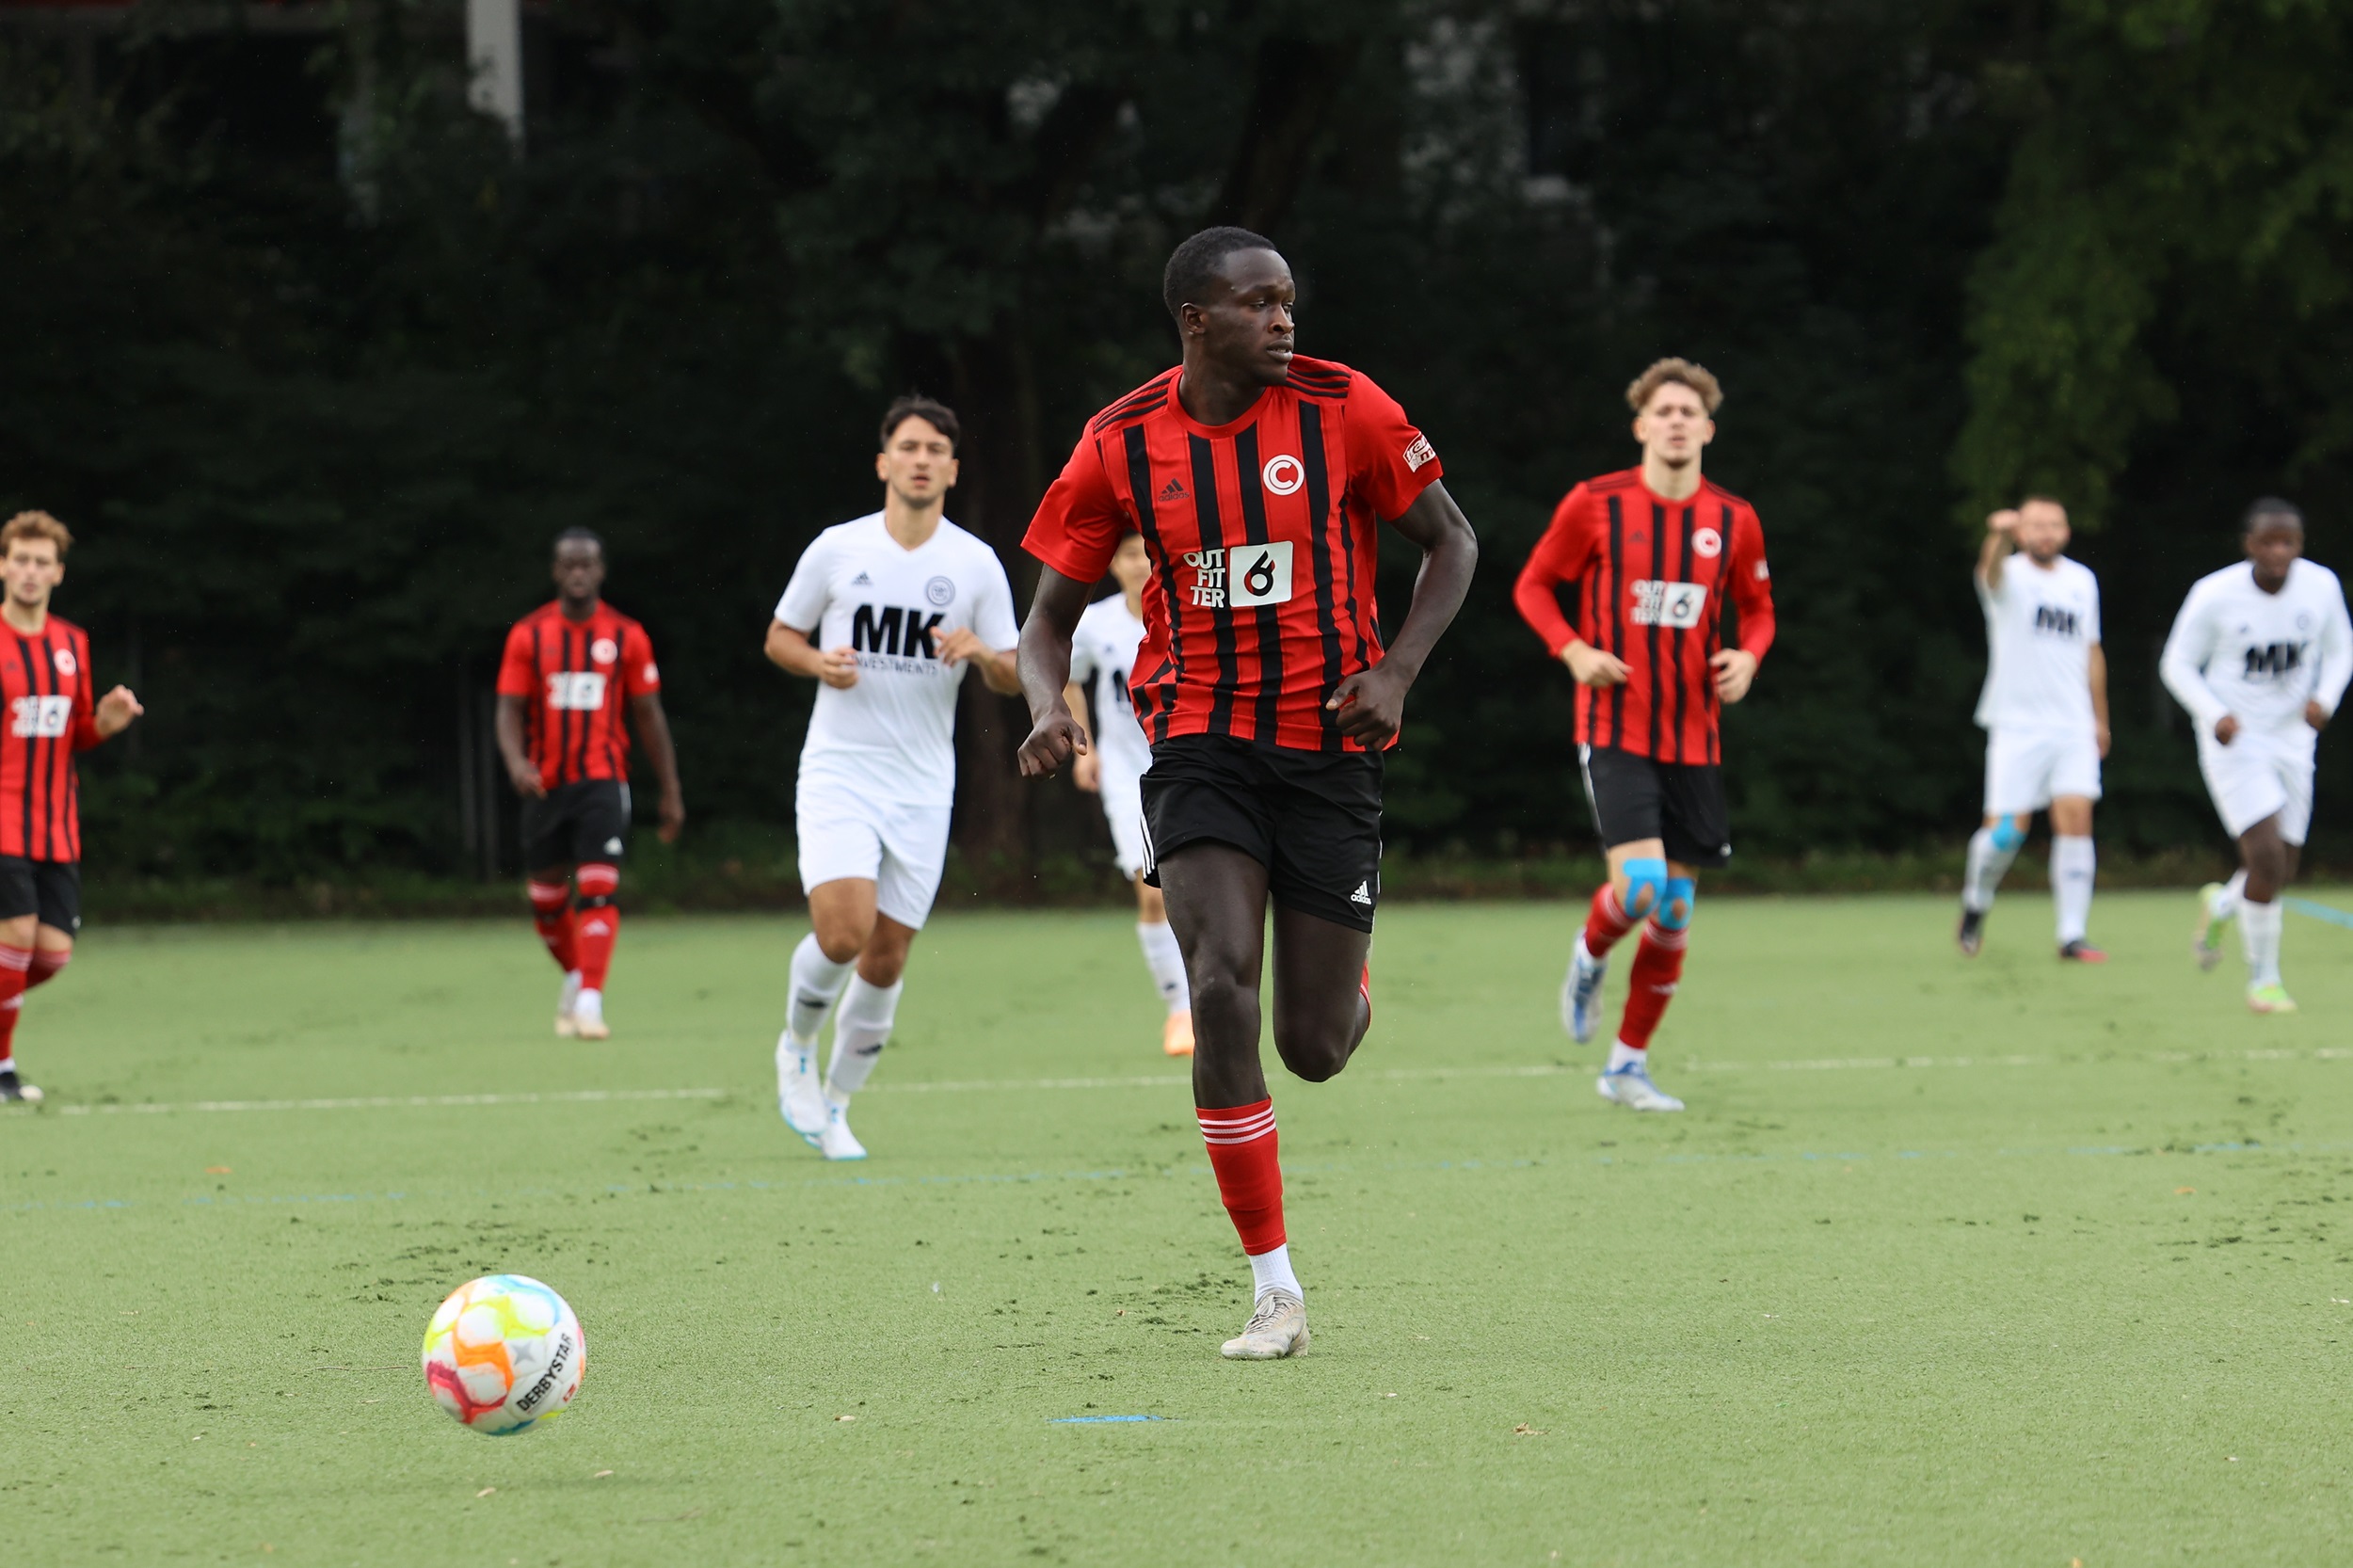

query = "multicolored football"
422;1274;585;1435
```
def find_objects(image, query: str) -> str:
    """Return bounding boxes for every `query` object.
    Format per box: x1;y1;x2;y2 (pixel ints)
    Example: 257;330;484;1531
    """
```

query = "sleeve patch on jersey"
1753;560;1770;580
1402;434;1437;472
643;663;660;684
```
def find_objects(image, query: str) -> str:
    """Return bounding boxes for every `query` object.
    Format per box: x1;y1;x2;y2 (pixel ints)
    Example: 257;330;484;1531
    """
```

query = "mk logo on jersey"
2034;605;2082;637
852;603;948;659
2246;640;2309;679
8;695;71;739
544;672;607;711
1182;545;1293;609
1628;579;1707;629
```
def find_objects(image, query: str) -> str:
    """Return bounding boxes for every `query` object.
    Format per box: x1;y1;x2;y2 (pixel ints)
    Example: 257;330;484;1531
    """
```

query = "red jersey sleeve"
1513;485;1603;658
622;623;661;696
1341;372;1442;521
70;630;104;753
1024;435;1127;583
496;620;537;697
1727;503;1776;661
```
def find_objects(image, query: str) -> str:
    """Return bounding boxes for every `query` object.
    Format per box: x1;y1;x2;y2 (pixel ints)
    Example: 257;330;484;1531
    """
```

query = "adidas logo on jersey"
851;571;872;586
1157;477;1188;502
1350;881;1373;906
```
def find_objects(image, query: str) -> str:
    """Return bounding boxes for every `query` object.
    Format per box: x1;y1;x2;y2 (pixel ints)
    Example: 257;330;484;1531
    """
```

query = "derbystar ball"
421;1274;585;1435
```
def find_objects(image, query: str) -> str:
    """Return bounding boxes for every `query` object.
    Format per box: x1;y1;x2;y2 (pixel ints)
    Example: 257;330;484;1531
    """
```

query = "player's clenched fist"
1016;707;1089;777
1561;640;1632;688
815;647;860;689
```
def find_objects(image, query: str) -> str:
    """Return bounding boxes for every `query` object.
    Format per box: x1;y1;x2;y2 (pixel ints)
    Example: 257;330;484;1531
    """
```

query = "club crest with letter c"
1262;454;1305;496
590;637;618;664
1692;527;1723;559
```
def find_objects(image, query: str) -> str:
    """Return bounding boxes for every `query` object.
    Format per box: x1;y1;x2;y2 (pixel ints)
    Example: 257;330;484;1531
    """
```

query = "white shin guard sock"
1964;827;2022;914
2241;898;2283;987
787;933;856;1044
2052;835;2095;944
1136;920;1190;1014
825;975;904;1103
2214;869;2248;921
1247;1243;1302;1301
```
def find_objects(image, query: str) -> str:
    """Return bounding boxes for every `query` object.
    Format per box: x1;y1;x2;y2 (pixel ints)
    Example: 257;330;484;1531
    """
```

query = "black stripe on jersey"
1646;502;1666;760
1187;435;1240;735
1232;425;1284;743
1604;494;1625;748
65;631;82;858
526;622;543;776
13;638;36;858
33;631;57;860
1122;427;1177;745
1670;505;1694;764
1090;374;1177;435
1297;404;1344;750
1712;502;1735;764
568;628;592;784
606;631;627;781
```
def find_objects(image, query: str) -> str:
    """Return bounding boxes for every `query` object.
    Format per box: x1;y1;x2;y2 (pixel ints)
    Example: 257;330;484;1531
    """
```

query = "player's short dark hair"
880;395;960;453
1161;226;1281;324
2243;496;2305;534
552;526;603;556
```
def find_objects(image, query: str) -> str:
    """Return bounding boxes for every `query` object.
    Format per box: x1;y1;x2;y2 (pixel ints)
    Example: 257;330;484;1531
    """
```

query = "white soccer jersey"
776;513;1018;808
1068;594;1152;779
2159;559;2353;737
1974;554;2101;731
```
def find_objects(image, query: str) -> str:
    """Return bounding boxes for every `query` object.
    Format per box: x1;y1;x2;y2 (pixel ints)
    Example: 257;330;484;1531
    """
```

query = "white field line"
12;1047;2348;1116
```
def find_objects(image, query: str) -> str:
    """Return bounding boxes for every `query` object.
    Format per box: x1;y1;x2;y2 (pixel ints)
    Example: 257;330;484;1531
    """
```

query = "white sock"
0;1054;14;1074
574;988;604;1024
1137;920;1190;1014
2212;870;2247;921
1607;1040;1644;1072
2241;898;2283;987
825;975;903;1104
1247;1243;1302;1301
1963;826;2021;914
2052;835;2095;944
787;933;855;1045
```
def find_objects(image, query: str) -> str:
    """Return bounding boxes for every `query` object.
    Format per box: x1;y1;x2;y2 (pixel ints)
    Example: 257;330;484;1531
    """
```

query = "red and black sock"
1197;1098;1285;1256
26;948;69;990
1582;883;1637;958
0;944;31;1069
1617;920;1690;1049
573;863;620;992
528;879;578;974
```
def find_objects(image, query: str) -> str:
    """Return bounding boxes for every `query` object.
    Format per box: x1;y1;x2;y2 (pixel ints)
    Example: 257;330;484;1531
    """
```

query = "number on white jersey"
545;672;608;711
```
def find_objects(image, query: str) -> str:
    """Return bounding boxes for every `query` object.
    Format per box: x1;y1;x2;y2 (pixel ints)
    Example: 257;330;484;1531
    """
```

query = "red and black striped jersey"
1513;470;1776;765
1023;357;1442;752
495;602;661;790
0;616;104;863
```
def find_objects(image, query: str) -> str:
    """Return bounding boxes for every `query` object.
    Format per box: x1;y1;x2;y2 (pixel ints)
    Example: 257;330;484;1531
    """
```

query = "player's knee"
1618;856;1668;919
574;863;619;910
1656;876;1696;932
1273;1017;1351;1083
1990;818;2026;853
525;878;570;916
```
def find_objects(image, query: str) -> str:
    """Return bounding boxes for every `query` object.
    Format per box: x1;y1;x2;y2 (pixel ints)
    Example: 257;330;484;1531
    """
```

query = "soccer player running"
1016;227;1478;1360
0;512;143;1103
768;397;1020;1160
1956;499;2110;961
2162;498;2353;1013
1513;359;1774;1113
495;528;685;1042
1063;531;1194;1057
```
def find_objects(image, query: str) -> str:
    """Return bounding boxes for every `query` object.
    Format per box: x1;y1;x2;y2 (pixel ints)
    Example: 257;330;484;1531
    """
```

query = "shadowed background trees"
2;0;2350;894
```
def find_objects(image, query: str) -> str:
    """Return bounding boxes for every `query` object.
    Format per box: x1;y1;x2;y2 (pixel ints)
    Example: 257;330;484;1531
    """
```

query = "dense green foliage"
2;0;2349;884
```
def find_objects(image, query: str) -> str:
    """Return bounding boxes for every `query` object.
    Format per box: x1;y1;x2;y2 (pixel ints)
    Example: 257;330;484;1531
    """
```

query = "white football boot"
1596;1055;1684;1112
554;969;584;1037
1220;1289;1309;1360
775;1031;827;1147
817;1100;868;1161
571;987;611;1041
2192;882;2231;972
1561;937;1609;1044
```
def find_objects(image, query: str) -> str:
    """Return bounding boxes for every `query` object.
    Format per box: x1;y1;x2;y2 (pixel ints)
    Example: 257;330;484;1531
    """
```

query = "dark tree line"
2;0;2349;888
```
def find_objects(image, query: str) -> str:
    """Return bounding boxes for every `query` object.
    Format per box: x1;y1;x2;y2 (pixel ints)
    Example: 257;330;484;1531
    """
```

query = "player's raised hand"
1710;648;1759;704
93;684;143;739
1017;704;1089;777
1562;641;1631;688
817;647;860;689
1326;664;1410;744
1987;507;2022;537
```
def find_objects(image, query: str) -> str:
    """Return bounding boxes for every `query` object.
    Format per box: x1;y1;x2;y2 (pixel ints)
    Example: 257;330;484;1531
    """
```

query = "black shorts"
520;780;631;871
0;856;81;933
1580;744;1732;870
1140;733;1384;933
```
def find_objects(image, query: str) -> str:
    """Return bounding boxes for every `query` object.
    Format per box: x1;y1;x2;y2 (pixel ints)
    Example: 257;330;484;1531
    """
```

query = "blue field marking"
2284;896;2353;930
1050;1415;1166;1424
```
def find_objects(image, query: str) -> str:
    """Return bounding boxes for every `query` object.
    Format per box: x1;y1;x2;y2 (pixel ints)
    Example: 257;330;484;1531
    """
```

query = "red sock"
1582;883;1637;958
573;864;620;991
0;945;31;1067
1617;920;1689;1048
1197;1099;1286;1255
26;949;69;990
528;880;578;973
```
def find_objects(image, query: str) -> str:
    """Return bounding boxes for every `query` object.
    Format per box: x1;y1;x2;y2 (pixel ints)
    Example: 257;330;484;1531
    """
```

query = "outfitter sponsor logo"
1184;544;1294;608
1628;579;1707;629
9;695;71;738
544;671;607;710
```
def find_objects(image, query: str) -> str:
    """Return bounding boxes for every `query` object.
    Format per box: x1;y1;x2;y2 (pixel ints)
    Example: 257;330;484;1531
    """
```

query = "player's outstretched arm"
493;693;549;799
1016;568;1093;777
765;620;857;689
627;692;687;843
1978;508;2021;594
1326;479;1479;744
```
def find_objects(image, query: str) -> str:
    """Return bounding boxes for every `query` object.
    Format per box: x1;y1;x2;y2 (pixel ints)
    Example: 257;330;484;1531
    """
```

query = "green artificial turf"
8;892;2353;1565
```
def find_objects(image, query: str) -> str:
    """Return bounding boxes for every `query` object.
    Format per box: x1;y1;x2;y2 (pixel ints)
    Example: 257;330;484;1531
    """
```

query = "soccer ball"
422;1274;586;1435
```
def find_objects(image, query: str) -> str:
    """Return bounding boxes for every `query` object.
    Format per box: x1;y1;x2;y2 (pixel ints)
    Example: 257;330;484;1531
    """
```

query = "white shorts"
1982;726;2102;817
1096;759;1147;879
796;786;953;930
2198;728;2316;843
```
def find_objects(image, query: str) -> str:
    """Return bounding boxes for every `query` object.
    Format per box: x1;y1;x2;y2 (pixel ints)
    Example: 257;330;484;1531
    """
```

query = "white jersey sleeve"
2159;576;2231;732
969;551;1019;652
2314;565;2353;716
776;532;836;632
